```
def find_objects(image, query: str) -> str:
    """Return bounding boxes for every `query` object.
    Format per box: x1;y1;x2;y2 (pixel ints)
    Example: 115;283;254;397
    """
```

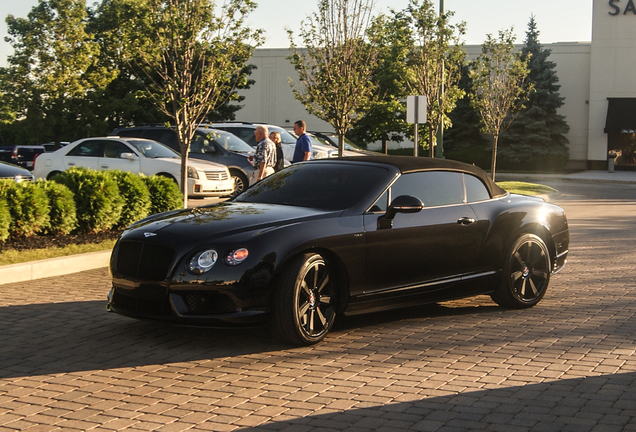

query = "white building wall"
588;0;636;164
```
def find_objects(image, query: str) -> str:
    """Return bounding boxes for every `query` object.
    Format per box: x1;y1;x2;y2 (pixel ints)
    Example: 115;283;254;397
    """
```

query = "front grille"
205;171;230;181
115;241;175;281
112;288;172;317
182;292;237;315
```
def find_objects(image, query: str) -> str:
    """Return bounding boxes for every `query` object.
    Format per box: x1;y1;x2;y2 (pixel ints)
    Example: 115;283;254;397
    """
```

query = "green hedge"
40;180;78;235
142;175;183;215
0;169;185;244
106;171;152;227
51;167;124;234
2;180;50;237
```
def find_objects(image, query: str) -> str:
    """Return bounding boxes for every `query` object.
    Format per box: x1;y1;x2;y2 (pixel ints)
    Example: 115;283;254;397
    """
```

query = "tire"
230;170;248;198
46;171;61;180
491;234;551;309
271;253;337;345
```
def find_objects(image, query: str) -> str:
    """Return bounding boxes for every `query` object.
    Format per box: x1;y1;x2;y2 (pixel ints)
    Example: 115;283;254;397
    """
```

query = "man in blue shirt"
292;120;312;163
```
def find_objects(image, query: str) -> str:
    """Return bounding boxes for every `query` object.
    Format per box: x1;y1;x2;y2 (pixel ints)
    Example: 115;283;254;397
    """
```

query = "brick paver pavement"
1;193;635;431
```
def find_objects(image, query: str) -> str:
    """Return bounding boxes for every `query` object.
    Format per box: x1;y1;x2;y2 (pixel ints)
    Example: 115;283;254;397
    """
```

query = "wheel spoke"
514;251;524;267
316;308;327;327
519;278;527;296
312;263;321;289
308;309;315;332
317;273;330;293
298;301;310;318
300;280;311;297
525;242;532;263
532;269;548;279
511;270;523;282
319;295;332;305
527;278;539;296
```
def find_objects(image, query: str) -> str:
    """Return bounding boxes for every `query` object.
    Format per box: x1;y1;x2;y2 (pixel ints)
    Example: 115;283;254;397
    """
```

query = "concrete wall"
587;0;636;164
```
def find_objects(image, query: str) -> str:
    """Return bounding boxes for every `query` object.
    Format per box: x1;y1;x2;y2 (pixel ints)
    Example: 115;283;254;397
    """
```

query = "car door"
361;171;484;297
63;139;103;171
99;141;140;174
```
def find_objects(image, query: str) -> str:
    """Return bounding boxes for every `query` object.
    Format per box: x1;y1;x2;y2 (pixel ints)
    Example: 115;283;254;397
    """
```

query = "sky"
0;0;593;66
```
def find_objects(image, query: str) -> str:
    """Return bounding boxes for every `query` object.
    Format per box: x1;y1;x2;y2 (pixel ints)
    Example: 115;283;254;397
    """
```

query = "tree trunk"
382;133;388;155
491;134;499;182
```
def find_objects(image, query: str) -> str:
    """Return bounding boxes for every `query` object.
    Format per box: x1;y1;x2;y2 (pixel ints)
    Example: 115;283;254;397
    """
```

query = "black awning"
605;98;636;133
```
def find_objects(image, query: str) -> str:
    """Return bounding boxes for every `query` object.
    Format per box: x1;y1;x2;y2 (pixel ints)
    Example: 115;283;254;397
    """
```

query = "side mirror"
120;152;137;160
378;195;424;229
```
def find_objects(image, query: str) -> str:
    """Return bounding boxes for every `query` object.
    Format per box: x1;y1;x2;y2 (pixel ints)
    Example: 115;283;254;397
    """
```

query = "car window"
267;126;297;144
126;140;178;158
103;141;133;159
236;163;389;210
191;134;217;155
390;171;465;207
67;140;103;157
143;129;179;151
203;130;253;153
464;174;491;202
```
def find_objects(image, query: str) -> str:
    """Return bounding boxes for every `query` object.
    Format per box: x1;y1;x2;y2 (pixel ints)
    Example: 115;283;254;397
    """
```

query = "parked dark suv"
0;145;47;170
110;125;257;197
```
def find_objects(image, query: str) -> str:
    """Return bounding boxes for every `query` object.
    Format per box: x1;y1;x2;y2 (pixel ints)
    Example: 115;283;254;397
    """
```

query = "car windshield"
201;130;254;153
235;162;389;210
320;133;364;151
127;140;179;158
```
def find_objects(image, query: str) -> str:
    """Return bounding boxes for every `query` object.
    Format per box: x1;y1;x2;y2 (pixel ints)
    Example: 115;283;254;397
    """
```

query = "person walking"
253;125;276;180
269;131;285;172
292;120;312;163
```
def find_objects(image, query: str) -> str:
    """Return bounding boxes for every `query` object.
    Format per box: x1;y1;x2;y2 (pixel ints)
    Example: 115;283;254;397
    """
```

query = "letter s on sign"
609;0;620;15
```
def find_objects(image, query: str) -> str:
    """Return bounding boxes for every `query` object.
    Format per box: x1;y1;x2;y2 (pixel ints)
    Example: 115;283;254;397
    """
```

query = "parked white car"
33;137;235;198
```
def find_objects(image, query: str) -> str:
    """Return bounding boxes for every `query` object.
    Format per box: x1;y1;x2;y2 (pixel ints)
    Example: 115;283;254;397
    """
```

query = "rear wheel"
271;253;337;345
46;171;61;180
491;234;551;308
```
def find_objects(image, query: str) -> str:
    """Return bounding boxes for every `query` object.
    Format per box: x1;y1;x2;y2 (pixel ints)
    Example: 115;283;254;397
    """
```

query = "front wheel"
491;234;551;309
229;170;248;198
271;253;337;345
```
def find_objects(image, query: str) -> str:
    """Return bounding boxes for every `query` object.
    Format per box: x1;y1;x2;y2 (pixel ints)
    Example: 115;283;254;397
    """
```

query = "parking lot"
1;181;635;431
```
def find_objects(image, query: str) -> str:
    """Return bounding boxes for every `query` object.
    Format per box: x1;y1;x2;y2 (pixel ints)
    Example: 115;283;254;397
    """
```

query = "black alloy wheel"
492;234;551;308
271;253;337;345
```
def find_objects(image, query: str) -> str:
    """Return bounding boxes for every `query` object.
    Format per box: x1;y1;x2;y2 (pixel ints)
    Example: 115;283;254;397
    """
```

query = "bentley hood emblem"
143;232;157;237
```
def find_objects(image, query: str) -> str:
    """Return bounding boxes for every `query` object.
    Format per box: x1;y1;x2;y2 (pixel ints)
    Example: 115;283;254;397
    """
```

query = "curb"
0;250;111;285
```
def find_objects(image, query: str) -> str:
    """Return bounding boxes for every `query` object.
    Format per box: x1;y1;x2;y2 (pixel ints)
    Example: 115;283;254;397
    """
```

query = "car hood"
152;157;227;171
123;201;340;244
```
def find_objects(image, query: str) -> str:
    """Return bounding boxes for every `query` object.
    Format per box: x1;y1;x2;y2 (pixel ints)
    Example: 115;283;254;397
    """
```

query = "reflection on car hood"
153;157;228;171
125;201;339;244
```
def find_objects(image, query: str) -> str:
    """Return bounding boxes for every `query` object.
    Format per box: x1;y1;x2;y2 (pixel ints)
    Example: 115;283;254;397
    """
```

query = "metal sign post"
406;95;427;157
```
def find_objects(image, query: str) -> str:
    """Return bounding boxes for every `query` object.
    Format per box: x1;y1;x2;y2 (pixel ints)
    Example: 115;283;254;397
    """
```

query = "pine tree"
498;16;570;171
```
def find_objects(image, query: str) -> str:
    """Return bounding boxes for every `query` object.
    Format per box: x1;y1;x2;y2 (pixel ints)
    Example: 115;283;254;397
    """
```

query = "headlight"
188;249;218;274
187;166;199;179
225;248;249;265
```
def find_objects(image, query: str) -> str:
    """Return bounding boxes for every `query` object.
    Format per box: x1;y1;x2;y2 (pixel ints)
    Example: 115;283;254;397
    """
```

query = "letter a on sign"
406;95;427;124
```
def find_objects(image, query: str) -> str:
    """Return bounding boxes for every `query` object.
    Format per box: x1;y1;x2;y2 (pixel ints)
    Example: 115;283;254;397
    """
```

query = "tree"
288;0;379;156
346;13;411;152
125;0;262;208
400;0;466;157
469;29;531;181
0;0;116;145
498;16;570;171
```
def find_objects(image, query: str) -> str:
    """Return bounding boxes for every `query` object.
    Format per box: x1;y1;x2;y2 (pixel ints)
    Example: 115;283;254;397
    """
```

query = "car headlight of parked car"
188;249;218;274
187;166;199;179
225;248;249;265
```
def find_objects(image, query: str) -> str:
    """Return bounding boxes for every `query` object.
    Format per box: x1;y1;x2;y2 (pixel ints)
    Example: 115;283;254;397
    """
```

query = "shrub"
2;180;50;237
39;181;77;235
0;180;12;242
142;175;183;215
106;171;152;227
52;167;123;233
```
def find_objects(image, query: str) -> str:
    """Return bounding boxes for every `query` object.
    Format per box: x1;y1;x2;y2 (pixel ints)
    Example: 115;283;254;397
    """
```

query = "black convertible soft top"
317;155;508;199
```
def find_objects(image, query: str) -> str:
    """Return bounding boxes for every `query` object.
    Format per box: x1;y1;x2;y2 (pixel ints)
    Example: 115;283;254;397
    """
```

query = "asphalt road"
0;181;635;432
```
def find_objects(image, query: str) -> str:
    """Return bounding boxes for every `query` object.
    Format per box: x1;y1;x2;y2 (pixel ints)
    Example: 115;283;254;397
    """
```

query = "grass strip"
496;181;556;196
0;239;116;266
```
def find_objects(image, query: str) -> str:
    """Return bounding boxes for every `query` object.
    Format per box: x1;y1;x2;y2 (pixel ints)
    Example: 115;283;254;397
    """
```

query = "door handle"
457;217;476;225
101;165;109;169
67;162;75;166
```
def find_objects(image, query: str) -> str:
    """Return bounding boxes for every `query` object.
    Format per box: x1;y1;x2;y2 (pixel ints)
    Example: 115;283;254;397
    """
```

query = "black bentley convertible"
108;156;569;345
